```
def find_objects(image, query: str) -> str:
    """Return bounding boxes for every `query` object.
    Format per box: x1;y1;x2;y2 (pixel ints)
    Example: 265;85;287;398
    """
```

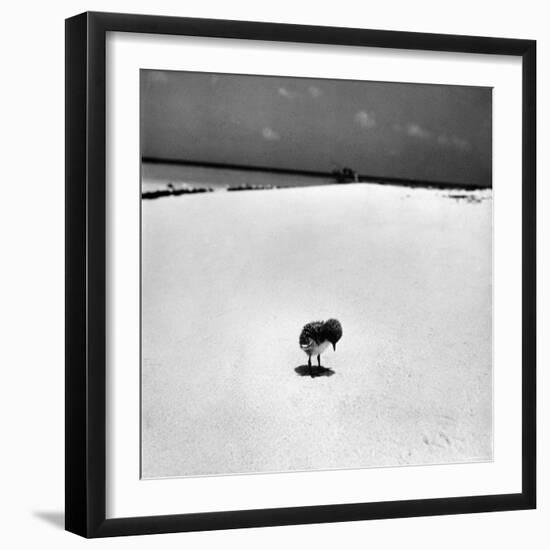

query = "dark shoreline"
142;156;492;191
142;181;493;200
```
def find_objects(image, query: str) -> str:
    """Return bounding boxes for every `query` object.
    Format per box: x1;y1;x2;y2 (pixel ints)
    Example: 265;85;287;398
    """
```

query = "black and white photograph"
2;0;544;544
140;69;493;479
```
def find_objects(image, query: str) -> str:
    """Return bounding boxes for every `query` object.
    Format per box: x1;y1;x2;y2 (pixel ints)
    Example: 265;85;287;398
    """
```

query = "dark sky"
141;70;492;187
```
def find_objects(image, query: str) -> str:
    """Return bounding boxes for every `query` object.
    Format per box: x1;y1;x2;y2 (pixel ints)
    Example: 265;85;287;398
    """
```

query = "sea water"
142;162;334;192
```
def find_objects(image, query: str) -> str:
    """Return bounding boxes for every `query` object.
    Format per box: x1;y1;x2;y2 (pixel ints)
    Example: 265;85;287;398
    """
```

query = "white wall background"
0;1;545;547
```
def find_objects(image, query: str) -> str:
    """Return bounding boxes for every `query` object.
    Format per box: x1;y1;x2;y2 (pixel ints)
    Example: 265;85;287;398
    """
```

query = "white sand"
141;184;492;478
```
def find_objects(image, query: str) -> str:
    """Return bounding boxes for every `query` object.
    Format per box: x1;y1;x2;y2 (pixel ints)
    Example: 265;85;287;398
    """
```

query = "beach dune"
141;183;492;479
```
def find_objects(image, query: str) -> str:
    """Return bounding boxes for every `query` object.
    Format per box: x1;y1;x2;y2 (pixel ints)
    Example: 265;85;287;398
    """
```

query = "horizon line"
141;157;492;190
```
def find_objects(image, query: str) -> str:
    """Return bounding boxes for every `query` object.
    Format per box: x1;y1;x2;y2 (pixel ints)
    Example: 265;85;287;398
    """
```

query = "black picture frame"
65;11;536;538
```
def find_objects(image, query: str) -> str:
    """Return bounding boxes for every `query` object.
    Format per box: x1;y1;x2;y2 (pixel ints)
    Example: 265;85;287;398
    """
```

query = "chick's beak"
332;343;336;351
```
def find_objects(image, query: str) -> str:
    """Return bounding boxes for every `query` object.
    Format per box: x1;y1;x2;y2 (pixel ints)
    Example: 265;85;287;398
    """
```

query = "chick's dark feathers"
299;319;342;349
299;321;324;348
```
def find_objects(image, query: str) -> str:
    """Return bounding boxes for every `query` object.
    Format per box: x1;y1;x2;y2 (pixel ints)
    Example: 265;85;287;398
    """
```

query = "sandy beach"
141;183;492;479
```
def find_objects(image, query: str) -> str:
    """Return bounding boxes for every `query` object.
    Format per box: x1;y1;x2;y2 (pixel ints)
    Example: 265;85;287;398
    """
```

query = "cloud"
395;123;471;151
278;87;297;99
450;136;472;151
262;127;280;141
437;134;472;151
355;110;376;129
147;71;169;84
308;86;322;98
406;123;431;139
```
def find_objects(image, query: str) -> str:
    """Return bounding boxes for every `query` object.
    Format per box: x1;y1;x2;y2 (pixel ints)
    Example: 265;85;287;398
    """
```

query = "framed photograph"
65;11;536;538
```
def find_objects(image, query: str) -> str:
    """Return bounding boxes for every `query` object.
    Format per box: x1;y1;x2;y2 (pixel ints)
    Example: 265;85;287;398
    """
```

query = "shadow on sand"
295;365;335;378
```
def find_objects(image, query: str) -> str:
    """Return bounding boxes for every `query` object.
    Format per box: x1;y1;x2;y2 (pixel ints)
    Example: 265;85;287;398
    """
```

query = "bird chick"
299;318;342;374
